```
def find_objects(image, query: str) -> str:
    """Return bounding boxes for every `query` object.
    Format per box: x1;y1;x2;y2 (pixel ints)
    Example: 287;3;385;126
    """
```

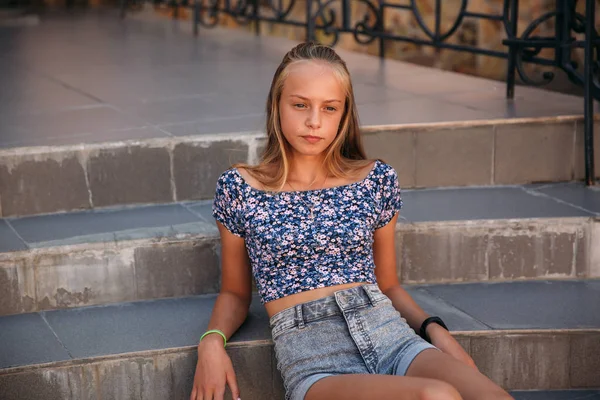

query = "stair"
1;9;599;400
1;280;599;399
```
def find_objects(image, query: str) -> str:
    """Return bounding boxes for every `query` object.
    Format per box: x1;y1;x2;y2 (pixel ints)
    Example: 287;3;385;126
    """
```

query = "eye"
294;103;306;109
325;106;337;112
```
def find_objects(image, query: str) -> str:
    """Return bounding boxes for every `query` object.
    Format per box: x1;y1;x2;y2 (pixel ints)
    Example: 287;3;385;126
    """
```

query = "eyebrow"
290;94;343;103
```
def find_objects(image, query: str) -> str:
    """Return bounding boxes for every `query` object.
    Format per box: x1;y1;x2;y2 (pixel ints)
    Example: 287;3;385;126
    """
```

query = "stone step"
1;183;599;316
1;117;598;218
0;279;598;399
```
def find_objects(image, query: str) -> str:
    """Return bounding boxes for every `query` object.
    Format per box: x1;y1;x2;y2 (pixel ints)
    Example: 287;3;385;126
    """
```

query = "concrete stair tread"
1;279;599;371
1;182;598;254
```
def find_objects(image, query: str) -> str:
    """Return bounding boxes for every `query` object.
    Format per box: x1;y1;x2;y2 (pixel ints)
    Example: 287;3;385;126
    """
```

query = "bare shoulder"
236;167;265;191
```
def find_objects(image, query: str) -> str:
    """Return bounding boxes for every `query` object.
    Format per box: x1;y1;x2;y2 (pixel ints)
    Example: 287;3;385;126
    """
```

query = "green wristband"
200;329;227;347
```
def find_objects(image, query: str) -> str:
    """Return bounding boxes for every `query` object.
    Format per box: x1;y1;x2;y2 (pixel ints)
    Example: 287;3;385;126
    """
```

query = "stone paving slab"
0;10;589;149
421;280;600;330
0;220;26;253
1;279;599;370
0;313;71;368
7;203;211;248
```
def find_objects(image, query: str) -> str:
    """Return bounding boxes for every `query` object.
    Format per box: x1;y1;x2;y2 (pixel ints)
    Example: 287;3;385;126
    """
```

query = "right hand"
190;335;241;400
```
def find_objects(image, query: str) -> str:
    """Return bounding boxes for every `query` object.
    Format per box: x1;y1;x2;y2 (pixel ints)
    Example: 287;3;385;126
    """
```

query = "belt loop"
295;304;305;329
363;285;376;306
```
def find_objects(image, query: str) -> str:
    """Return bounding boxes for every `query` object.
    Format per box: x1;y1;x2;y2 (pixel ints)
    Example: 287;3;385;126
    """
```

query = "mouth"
302;135;322;143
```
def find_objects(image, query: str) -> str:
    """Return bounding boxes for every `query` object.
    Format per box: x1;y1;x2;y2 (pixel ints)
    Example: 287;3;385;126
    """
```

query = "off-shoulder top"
212;159;402;304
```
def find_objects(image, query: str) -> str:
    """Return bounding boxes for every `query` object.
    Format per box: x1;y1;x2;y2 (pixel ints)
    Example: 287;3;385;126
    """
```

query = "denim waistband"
269;283;388;335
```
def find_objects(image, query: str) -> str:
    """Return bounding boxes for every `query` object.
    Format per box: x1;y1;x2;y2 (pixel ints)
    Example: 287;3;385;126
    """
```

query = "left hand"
427;324;478;371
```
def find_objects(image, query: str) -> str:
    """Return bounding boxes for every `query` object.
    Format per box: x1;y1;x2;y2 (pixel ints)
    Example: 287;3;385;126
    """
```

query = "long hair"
234;41;371;191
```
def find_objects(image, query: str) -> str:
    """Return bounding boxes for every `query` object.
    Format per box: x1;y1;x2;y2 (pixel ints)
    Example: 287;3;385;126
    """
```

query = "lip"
302;135;322;144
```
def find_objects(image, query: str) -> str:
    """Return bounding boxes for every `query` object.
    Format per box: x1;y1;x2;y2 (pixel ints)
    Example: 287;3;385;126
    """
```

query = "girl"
191;42;512;400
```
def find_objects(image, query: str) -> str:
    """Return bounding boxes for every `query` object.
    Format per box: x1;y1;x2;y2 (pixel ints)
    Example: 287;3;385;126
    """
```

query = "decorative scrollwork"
311;0;340;46
197;0;220;27
352;0;380;45
514;11;557;86
410;0;467;42
262;0;296;21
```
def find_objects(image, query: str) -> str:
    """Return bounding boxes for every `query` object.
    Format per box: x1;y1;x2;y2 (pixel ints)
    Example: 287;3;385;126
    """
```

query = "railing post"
584;0;596;185
505;0;518;99
193;0;199;36
253;0;260;36
306;0;315;41
120;0;127;19
378;0;385;58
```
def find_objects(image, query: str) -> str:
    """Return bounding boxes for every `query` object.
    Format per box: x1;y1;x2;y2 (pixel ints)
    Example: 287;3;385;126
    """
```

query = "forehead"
282;61;345;99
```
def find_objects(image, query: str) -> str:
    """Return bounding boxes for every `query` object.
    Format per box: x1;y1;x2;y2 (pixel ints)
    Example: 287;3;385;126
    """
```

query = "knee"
419;381;462;400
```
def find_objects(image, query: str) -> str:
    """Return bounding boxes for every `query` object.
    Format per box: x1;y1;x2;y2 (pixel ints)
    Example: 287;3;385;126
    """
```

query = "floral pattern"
212;159;402;304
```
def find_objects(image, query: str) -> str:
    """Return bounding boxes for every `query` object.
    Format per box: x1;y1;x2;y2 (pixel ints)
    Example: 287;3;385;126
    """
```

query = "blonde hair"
234;41;372;191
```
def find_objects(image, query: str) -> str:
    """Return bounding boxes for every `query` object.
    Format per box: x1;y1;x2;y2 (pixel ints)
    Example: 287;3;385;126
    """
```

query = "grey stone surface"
34;249;137;311
400;186;595;222
0;365;98;400
404;287;490;331
9;204;203;247
570;333;600;388
0;11;585;150
0;105;147;149
173;140;249;201
0;260;35;316
133;240;221;299
471;334;571;390
87;145;172;207
0;313;71;368
0;220;26;252
0;155;91;217
529;183;600;215
42;294;270;359
422;280;600;329
495;122;576;184
414;126;494;187
397;226;490;283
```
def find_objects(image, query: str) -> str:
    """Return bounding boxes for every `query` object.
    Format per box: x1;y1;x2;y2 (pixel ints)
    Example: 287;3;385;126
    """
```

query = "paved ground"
0;9;589;149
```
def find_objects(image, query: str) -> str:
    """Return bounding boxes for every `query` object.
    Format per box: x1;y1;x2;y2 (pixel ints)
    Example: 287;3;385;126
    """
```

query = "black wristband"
419;316;448;343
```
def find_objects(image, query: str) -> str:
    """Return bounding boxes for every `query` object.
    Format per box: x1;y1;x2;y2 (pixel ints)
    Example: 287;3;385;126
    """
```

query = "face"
278;61;346;158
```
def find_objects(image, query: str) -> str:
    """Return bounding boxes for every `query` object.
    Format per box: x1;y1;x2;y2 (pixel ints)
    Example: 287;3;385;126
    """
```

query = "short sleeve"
375;165;403;229
212;170;246;237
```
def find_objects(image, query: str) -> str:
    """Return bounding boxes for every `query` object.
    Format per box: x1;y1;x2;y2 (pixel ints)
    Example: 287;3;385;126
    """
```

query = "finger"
214;387;226;400
204;388;213;400
226;368;241;400
190;387;199;400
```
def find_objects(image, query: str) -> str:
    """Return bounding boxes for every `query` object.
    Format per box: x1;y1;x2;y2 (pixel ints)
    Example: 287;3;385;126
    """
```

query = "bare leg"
305;374;462;400
406;349;513;400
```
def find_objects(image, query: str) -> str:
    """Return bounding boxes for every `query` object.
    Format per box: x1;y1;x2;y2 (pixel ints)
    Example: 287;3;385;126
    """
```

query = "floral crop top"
212;159;402;304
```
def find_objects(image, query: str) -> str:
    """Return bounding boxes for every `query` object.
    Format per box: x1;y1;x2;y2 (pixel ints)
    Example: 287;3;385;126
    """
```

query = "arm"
192;221;253;400
199;221;253;349
373;213;477;369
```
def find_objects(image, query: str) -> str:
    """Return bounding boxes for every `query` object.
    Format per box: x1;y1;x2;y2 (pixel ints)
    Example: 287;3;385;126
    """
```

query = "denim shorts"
269;283;437;400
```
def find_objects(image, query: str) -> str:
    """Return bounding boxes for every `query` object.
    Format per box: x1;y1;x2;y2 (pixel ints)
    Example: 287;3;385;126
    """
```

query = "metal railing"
122;0;599;185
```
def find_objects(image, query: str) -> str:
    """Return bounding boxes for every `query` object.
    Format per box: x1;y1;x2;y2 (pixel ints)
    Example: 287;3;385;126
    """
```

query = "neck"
287;153;328;187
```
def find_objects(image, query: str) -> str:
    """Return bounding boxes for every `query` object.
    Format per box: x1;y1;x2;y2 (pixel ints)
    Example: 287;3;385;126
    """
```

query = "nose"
306;109;321;130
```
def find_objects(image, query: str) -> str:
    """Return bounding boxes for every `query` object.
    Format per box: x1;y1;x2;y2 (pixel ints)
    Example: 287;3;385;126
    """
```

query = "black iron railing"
122;0;599;185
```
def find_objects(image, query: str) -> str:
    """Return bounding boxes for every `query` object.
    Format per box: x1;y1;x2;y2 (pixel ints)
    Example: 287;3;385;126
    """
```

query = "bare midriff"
264;282;367;318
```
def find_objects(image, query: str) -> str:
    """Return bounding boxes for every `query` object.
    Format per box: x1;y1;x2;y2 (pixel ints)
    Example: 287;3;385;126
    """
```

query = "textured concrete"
0;154;91;217
397;219;589;283
0;259;35;315
415;126;494;187
495;122;577;184
173;140;249;201
570;332;600;388
471;334;571;390
87;145;172;207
